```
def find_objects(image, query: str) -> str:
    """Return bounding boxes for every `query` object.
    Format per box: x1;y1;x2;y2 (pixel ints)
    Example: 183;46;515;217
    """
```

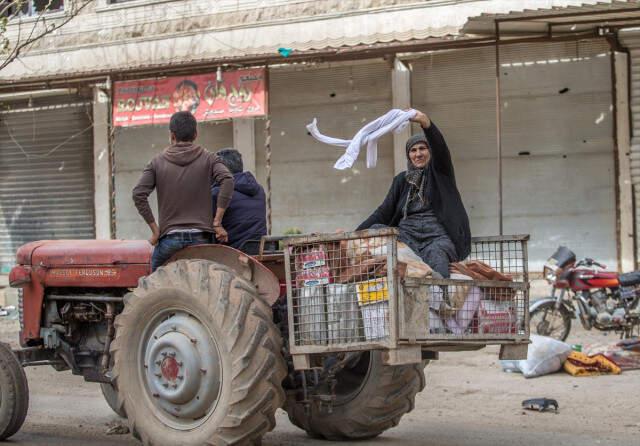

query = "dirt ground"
0;319;638;446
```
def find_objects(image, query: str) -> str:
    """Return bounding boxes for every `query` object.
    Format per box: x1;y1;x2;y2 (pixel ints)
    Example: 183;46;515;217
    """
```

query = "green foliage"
283;227;303;236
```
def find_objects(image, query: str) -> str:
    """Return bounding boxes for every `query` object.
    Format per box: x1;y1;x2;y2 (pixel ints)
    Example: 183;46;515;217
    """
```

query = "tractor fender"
167;244;281;305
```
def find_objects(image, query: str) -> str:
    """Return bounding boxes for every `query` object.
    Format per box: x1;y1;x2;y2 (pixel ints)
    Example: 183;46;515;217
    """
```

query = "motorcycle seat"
619;271;640;287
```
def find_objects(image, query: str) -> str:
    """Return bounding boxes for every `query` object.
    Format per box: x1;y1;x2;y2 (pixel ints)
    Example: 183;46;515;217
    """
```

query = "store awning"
463;0;640;38
1;0;627;89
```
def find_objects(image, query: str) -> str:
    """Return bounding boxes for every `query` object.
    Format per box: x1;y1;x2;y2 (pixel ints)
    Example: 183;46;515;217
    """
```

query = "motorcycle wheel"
530;301;572;341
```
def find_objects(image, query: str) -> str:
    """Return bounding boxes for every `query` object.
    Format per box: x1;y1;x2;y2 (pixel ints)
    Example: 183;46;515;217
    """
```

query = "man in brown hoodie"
132;111;234;271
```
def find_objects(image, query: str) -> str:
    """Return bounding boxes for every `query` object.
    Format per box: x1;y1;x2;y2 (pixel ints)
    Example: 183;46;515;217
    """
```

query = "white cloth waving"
306;108;417;170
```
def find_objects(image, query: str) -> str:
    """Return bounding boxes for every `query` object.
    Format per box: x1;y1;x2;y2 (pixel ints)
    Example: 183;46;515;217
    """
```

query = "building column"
614;51;634;272
233;118;256;174
392;58;411;174
93;86;112;240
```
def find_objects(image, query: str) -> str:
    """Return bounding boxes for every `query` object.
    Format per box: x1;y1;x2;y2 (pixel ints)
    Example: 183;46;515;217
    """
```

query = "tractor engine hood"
16;240;153;267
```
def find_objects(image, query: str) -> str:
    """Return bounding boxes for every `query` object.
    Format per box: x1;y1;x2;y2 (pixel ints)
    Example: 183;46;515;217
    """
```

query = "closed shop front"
254;61;395;235
411;39;615;270
0;94;95;273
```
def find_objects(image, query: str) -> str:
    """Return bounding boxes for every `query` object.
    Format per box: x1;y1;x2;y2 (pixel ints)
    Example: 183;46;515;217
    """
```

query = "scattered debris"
105;421;130;435
0;306;17;319
522;398;559;413
500;335;572;378
564;351;621;376
584;338;640;371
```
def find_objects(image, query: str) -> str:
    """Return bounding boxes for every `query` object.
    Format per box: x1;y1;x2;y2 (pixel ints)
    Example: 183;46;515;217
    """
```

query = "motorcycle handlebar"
576;258;606;269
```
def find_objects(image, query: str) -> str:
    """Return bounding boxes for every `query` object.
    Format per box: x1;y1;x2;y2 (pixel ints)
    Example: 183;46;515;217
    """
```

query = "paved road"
3;322;639;446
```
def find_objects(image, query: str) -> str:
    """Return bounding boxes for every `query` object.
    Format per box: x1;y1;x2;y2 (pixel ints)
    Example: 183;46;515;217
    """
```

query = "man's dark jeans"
151;232;212;272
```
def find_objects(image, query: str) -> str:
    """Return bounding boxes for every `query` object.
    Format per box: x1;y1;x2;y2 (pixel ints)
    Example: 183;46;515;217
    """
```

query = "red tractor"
4;229;529;445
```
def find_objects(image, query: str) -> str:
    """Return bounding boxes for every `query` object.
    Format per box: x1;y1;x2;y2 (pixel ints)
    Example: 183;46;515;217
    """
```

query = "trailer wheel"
111;260;286;446
100;383;126;418
0;342;29;440
285;351;426;440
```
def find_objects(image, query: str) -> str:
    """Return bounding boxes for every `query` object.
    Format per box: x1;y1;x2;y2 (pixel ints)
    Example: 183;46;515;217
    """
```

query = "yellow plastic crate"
356;278;389;305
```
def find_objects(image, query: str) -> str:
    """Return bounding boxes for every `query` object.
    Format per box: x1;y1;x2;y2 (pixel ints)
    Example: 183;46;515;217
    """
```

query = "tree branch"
0;0;94;72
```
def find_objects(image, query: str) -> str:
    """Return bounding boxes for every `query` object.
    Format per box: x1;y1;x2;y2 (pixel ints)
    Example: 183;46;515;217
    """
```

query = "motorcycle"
529;246;640;341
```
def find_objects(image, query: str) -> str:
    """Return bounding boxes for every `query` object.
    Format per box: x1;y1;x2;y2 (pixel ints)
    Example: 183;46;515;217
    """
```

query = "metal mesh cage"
284;231;529;353
417;279;528;340
468;235;529;282
284;229;398;351
409;235;529;341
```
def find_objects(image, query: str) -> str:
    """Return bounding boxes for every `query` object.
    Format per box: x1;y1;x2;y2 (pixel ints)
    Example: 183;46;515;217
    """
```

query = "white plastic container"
298;286;328;345
360;301;389;341
326;283;361;344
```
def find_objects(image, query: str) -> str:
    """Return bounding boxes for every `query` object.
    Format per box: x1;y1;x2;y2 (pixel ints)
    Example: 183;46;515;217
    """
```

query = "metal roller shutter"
411;39;616;270
254;61;394;234
0;98;95;273
620;31;640;267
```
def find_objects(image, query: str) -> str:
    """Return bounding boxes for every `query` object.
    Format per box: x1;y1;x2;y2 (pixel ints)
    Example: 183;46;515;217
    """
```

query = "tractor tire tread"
111;259;286;446
286;354;426;440
0;342;29;440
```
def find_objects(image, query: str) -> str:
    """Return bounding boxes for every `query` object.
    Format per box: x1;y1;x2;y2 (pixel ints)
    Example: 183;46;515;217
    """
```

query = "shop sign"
113;68;267;126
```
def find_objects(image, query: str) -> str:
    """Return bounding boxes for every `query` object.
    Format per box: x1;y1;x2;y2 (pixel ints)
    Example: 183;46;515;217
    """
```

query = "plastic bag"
500;334;572;378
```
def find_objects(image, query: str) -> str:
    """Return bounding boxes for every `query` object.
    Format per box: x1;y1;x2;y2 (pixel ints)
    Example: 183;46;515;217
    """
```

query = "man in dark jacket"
212;149;267;252
132;111;234;271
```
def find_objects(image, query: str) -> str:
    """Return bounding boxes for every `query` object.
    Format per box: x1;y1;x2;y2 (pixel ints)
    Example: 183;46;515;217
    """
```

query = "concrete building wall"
113;121;233;239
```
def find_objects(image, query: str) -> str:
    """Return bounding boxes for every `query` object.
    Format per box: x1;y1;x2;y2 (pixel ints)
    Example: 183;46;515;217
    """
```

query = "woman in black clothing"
357;110;471;277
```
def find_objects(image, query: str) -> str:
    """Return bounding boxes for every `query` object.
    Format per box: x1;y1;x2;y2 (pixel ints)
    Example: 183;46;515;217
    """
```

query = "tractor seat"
619;271;640;287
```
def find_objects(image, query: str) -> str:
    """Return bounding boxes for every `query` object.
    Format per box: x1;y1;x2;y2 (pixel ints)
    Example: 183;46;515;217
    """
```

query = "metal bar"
408;339;530;347
495;7;640;23
522;239;529;285
283;243;297;352
0;101;92;114
495;20;503;236
284;228;399;246
264;117;272;235
403;278;528;289
387;233;398;348
46;294;123;302
289;341;393;355
548;16;640;28
471;234;530;242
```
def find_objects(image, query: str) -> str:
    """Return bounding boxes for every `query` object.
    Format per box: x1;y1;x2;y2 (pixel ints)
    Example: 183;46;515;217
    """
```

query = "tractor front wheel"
111;260;287;446
0;342;29;440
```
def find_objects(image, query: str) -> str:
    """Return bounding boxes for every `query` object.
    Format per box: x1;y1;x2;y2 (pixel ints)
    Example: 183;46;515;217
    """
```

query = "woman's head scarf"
403;133;430;217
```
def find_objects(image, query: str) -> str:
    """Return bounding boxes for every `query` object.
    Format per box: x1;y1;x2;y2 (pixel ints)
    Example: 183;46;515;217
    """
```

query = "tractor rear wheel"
285;351;426;440
111;259;286;446
0;342;29;440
